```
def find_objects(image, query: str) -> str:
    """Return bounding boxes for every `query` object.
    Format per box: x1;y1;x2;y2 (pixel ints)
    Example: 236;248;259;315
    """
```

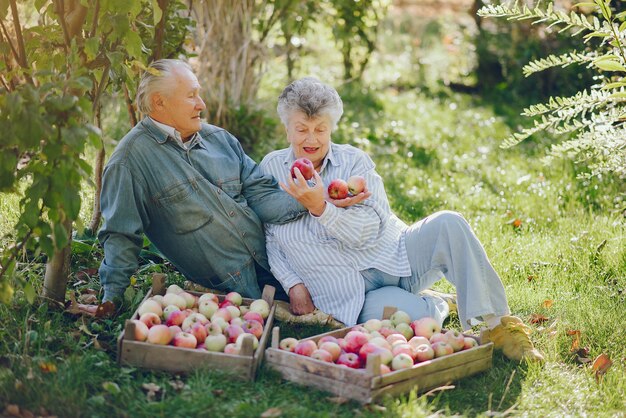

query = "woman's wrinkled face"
286;111;332;170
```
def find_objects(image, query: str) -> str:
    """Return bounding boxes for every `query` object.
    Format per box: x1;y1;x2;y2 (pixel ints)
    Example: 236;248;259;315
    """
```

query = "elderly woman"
260;77;543;362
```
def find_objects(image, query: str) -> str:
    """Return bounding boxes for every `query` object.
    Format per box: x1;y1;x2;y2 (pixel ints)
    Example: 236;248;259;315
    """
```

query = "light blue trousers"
358;211;511;330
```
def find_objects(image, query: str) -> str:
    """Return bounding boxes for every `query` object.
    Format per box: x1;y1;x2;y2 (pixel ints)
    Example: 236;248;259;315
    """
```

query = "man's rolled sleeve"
98;163;148;302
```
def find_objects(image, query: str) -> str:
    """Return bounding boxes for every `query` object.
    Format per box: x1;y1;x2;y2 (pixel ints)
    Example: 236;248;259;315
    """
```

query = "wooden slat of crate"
265;348;370;387
371;343;493;388
370;354;492;401
265;352;373;402
117;273;275;380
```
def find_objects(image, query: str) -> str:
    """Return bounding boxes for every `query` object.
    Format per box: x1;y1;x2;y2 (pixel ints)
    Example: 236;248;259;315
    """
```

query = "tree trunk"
42;218;73;305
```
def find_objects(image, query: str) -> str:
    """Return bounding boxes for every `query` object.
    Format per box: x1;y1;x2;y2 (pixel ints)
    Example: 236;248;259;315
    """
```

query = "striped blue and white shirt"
260;143;412;326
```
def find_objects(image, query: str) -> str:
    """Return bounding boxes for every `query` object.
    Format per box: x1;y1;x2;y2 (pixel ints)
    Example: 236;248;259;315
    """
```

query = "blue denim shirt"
98;118;305;301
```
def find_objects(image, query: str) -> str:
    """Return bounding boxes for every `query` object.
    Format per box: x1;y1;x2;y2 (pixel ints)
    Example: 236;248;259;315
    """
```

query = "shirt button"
252;251;256;256
217;189;221;194
229;211;235;217
242;232;246;237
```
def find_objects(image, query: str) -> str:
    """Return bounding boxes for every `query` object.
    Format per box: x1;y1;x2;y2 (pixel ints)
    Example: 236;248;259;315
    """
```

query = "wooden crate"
117;274;276;380
265;307;493;403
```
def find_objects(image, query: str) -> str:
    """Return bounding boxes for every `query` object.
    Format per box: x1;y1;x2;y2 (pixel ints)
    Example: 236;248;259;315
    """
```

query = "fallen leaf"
66;293;82;315
102;381;121;394
39;362;57;373
566;330;581;352
260;408;283;417
530;314;549;324
95;301;116;318
512;219;522;228
212;389;224;397
4;404;20;416
78;293;98;304
366;404;387;412
79;324;96;337
541;299;553;309
168;379;186;391
592;353;613;382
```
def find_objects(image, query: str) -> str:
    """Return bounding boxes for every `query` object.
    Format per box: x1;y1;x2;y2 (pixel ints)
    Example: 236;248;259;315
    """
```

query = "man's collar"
142;117;202;148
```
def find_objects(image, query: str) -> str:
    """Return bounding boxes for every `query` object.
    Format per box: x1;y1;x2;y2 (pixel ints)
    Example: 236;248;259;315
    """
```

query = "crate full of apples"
265;307;493;403
117;274;275;380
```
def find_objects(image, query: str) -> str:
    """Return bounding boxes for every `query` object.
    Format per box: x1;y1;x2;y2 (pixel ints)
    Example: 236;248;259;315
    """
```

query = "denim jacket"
98;118;305;302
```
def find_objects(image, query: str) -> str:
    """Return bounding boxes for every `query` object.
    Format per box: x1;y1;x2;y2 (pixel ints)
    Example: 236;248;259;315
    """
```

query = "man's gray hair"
277;77;343;130
136;59;193;114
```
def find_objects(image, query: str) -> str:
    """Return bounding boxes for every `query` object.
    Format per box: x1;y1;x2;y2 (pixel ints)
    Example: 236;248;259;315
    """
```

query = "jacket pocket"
154;179;213;234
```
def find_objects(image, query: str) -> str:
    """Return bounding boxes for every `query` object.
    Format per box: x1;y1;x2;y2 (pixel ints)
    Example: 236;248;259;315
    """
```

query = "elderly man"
83;59;345;314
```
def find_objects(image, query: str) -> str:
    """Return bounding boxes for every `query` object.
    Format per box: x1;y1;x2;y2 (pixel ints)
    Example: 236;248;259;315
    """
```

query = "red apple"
242;311;264;326
432;341;454;358
165;309;188;327
198;292;219;304
318;335;338;344
347;175;366;195
224;343;240;355
290;157;315;180
225;291;243;306
343;330;370;354
444;330;465;352
188;322;208;344
386;333;407;346
172;331;197;349
168;325;183;339
225;305;241;320
224;324;245;344
327;179;349;199
319;341;341;362
463;337;479;350
294;340;317;357
410;317;441;339
429;332;446;345
211;307;232;323
242;319;264;339
182;313;208;331
408;336;431;349
147;324;172;345
311;349;333;363
279;337;299;352
139;312;162;329
391;353;414;370
130;320;149;342
392;343;417;361
336;352;361;369
414;343;435;362
359;342;393;365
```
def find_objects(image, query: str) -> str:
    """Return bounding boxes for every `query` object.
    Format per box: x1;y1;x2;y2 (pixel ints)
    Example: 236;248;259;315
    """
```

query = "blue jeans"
358;268;449;326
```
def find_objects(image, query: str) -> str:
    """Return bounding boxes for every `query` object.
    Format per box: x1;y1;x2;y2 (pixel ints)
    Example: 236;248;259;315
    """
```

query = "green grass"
2;14;626;418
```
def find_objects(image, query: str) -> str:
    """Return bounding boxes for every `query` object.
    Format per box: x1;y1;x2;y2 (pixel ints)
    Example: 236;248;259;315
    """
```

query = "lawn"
1;9;625;418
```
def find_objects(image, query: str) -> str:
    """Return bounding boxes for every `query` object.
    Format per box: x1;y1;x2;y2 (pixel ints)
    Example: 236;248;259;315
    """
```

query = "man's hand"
288;283;315;315
280;169;326;216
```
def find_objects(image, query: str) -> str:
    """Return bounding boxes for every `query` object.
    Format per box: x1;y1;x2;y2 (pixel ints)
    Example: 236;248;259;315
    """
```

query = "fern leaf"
523;51;596;76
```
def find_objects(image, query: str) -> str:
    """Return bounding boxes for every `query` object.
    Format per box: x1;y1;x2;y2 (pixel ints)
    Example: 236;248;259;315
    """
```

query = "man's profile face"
154;68;206;140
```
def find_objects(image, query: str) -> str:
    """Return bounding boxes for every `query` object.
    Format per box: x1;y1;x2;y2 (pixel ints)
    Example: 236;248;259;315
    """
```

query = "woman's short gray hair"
136;59;192;114
277;77;343;130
